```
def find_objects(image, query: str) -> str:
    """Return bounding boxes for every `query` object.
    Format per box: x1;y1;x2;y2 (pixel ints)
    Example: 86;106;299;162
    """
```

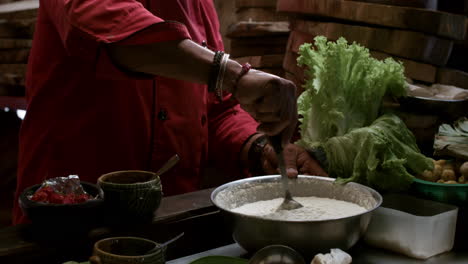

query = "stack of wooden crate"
0;0;37;100
227;0;290;79
278;0;468;92
278;0;468;155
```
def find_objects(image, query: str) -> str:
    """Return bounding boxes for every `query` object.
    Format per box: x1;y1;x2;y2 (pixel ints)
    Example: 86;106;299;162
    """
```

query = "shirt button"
201;115;207;126
158;108;168;121
201;40;207;47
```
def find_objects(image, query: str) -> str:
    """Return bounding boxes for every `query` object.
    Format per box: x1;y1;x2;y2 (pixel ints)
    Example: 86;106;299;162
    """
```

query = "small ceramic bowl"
90;236;166;264
98;170;163;224
19;181;104;239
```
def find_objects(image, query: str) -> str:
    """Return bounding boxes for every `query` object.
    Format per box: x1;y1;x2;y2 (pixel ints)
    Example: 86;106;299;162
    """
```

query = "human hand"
234;70;297;145
261;143;328;178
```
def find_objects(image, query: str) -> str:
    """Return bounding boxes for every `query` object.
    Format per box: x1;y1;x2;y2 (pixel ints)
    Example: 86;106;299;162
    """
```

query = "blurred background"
0;0;467;227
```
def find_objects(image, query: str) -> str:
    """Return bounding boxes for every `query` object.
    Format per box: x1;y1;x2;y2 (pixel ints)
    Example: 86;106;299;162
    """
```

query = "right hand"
234;70;298;145
261;143;328;178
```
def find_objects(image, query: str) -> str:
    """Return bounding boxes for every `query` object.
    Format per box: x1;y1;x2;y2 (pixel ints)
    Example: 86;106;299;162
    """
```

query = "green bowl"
411;178;468;206
189;256;248;264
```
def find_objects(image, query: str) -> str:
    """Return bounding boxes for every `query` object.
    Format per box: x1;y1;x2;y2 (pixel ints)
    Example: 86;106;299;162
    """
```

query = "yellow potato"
420;170;437;182
433;165;443;178
460;162;468;177
437;179;445;184
443;163;455;170
445;180;458;184
441;169;456;182
458;176;466;184
435;159;446;166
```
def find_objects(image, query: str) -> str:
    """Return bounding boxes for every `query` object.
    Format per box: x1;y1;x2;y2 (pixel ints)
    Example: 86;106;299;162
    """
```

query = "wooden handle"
89;256;102;264
268;135;283;154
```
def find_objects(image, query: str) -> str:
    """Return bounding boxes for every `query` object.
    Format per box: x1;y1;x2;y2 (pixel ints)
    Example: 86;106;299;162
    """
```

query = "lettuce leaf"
323;115;433;191
296;36;406;148
296;36;433;191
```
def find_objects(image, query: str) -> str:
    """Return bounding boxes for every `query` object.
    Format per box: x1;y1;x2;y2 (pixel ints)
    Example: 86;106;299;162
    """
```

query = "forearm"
107;39;242;88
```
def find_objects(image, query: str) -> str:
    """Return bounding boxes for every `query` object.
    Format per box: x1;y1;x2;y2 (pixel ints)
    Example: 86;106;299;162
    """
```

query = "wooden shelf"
0;96;26;110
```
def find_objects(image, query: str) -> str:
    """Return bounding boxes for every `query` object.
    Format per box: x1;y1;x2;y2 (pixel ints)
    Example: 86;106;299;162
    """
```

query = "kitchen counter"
168;242;468;264
1;187;466;264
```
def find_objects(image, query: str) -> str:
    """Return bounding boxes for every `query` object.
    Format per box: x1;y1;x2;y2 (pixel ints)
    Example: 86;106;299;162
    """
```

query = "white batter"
231;196;367;221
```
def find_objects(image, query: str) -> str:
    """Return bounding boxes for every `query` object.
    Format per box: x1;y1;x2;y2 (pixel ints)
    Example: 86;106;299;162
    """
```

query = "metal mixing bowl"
211;175;382;257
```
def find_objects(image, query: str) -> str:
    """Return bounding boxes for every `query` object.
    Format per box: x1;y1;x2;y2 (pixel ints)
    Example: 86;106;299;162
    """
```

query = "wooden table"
0;188;234;264
1;187;467;264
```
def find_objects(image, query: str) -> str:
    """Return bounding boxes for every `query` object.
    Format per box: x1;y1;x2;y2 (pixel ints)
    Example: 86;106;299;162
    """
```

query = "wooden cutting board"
345;0;437;9
230;36;288;57
235;0;277;8
290;19;453;66
234;54;284;68
0;39;32;49
0;49;29;63
282;50;303;79
370;51;437;83
0;84;25;97
286;31;438;83
437;68;468;90
237;7;288;22
438;0;468;16
0;72;24;86
226;21;289;38
0;0;38;20
277;0;467;40
0;64;27;76
446;40;468;74
281;53;306;97
0;18;35;38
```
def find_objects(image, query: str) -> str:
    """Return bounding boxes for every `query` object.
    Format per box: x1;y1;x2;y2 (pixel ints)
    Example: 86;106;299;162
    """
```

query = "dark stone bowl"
19;181;104;240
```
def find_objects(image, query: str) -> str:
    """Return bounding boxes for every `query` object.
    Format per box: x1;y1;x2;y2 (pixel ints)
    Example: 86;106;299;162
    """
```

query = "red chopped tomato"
62;194;76;204
39;186;54;195
30;191;48;202
29;182;92;204
75;194;91;203
49;193;65;204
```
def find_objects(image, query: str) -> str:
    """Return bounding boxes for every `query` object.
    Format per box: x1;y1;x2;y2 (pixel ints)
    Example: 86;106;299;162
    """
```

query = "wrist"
309;146;329;171
223;59;243;94
246;134;268;176
208;51;252;100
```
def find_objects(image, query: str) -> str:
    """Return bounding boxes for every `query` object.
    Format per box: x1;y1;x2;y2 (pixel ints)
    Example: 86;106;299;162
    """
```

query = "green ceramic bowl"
98;170;162;224
411;178;468;206
189;256;248;264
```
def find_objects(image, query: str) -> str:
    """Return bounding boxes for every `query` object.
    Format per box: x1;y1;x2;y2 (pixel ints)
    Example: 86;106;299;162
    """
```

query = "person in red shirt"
13;0;327;225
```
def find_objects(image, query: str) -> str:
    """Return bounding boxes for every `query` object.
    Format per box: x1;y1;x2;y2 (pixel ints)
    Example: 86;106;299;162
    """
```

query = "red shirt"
13;0;258;224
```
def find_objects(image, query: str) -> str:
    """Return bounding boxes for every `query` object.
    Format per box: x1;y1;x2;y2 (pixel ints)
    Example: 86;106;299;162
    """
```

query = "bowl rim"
413;177;468;187
211;175;383;223
98;170;161;186
94;236;164;259
401;95;468;103
19;181;103;208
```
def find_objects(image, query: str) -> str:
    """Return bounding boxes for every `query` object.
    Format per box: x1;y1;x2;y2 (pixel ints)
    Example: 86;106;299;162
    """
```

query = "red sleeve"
208;94;259;177
42;0;191;79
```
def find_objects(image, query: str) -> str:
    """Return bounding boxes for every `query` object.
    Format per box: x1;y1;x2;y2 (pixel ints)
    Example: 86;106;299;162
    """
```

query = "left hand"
262;143;328;178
